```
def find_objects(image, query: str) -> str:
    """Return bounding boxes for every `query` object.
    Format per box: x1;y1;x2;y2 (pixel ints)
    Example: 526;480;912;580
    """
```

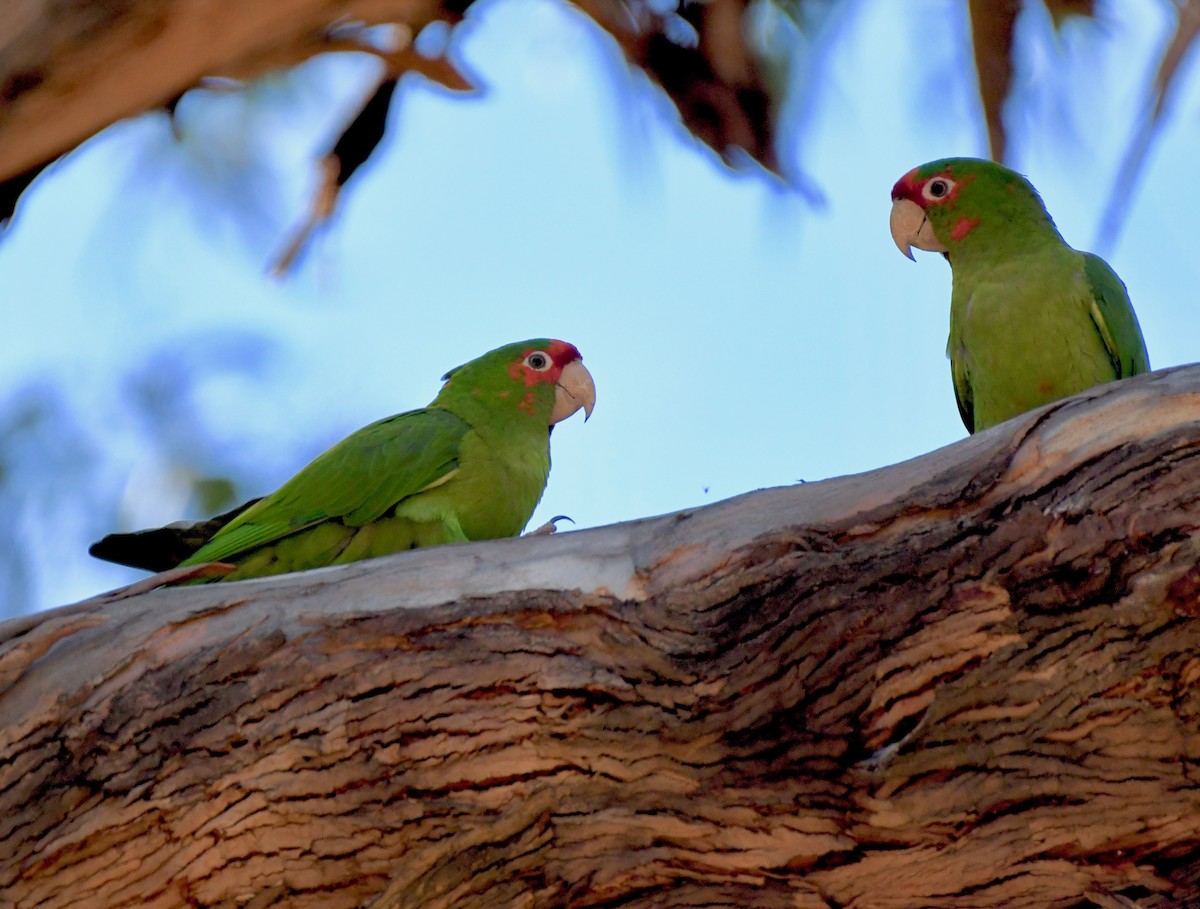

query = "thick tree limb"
3;366;1200;907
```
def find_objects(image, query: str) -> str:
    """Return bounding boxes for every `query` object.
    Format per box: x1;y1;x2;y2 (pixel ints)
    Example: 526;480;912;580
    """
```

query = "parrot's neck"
946;210;1064;273
434;390;555;540
435;387;556;445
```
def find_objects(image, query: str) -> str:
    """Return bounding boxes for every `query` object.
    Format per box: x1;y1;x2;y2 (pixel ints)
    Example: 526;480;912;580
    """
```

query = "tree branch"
3;366;1200;907
0;0;780;198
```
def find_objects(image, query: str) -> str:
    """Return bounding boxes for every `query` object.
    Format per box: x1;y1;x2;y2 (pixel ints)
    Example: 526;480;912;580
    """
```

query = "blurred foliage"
967;0;1097;164
966;0;1200;250
4;0;1195;253
108;332;281;534
0;383;99;612
254;0;1200;268
1097;0;1200;249
0;332;275;614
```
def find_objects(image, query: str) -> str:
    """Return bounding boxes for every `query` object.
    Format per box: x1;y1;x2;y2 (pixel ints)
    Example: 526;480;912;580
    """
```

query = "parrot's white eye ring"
525;351;552;371
923;177;955;202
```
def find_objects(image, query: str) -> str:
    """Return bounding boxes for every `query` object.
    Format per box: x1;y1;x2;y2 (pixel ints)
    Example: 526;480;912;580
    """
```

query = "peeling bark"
2;366;1200;908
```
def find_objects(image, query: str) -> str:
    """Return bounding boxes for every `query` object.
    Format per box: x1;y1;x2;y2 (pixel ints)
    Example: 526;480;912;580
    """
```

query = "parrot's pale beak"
551;360;596;424
890;198;947;260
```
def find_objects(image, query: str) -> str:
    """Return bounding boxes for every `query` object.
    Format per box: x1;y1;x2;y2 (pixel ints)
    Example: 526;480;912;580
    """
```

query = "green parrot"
889;157;1149;433
90;338;595;581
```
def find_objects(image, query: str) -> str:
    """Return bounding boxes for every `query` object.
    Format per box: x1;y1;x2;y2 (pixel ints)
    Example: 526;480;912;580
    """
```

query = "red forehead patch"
508;339;582;387
542;339;582;368
893;165;970;208
891;168;923;201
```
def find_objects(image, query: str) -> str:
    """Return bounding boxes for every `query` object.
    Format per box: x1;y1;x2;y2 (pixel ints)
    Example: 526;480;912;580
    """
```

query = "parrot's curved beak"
550;360;596;424
890;198;947;260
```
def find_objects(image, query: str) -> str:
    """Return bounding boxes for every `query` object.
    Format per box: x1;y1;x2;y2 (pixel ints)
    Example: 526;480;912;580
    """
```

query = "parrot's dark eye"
525;351;552;371
922;177;955;202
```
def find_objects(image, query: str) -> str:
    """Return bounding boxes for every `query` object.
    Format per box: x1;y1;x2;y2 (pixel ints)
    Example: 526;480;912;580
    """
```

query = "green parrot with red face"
90;338;596;581
890;157;1149;433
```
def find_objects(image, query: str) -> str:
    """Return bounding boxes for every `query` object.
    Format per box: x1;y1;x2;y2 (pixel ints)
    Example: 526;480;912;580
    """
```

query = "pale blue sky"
1;0;1198;614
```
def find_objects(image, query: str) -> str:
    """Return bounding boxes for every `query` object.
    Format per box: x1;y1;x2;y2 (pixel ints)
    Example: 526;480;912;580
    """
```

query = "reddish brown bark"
2;366;1199;908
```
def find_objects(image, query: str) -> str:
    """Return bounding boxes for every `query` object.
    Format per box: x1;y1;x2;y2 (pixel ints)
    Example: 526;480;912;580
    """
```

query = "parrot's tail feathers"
90;527;202;572
89;498;262;571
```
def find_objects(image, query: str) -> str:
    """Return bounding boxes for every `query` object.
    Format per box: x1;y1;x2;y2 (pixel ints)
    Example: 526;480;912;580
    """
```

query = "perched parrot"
889;157;1149;433
90;338;596;581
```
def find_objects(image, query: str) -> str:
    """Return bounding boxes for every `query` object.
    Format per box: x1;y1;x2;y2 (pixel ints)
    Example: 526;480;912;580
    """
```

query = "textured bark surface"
2;366;1200;908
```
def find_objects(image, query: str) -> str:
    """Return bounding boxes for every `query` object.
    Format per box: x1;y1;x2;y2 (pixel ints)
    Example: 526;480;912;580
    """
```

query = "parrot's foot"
526;515;574;537
96;562;238;602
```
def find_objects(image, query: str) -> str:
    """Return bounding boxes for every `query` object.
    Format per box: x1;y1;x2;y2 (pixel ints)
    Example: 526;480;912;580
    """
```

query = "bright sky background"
1;0;1198;616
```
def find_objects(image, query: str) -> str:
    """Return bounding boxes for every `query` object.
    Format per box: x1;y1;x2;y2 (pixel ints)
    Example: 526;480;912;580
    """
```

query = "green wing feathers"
950;354;975;433
182;408;470;566
1082;254;1150;380
90;337;594;582
893;159;1153;434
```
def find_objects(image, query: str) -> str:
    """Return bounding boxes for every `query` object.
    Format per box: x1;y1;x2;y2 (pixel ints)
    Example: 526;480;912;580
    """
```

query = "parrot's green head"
437;338;596;427
889;157;1060;262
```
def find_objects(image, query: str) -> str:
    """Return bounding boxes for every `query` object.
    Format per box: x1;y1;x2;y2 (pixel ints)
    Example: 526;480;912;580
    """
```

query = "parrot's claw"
526;515;575;537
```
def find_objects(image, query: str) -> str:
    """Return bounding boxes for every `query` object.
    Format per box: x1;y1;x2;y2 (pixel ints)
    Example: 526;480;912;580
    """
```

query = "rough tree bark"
2;365;1200;909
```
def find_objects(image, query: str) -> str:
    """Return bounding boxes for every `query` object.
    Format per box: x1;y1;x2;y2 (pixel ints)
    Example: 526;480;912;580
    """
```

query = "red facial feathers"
891;166;969;208
509;340;583;387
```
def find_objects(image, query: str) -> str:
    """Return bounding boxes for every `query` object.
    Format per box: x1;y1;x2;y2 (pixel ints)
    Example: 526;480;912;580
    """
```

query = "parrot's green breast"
891;157;1150;434
382;418;552;547
949;243;1147;432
